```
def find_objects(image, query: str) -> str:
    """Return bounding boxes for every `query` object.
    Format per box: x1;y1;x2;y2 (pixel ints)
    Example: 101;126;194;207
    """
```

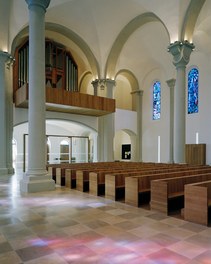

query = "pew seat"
150;173;211;214
184;180;211;226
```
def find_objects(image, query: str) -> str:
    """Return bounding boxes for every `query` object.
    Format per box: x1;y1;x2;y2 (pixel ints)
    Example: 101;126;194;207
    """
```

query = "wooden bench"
89;166;162;196
150;173;211;214
184;180;211;226
51;165;87;186
105;165;209;201
47;162;90;182
76;166;148;193
125;166;211;207
104;166;181;200
49;162;122;186
75;163;179;193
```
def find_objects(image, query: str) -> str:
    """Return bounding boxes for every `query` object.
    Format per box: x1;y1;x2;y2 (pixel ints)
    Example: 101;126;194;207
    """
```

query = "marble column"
168;41;194;163
20;0;55;192
166;78;176;163
131;90;144;161
0;51;12;175
98;79;115;162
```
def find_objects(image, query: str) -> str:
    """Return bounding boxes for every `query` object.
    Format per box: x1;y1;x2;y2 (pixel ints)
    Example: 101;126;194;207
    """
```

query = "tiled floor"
0;172;211;264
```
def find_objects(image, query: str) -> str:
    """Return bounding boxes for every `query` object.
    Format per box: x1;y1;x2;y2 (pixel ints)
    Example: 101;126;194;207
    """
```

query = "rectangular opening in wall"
122;144;131;160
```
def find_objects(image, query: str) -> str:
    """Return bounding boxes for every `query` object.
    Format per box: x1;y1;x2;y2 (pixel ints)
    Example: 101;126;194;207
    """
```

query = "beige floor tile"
0;251;22;264
0;172;211;264
24;253;68;264
168;240;207;259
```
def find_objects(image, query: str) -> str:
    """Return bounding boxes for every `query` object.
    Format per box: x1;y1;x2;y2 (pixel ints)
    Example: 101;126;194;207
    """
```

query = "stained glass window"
188;68;198;114
153;81;161;120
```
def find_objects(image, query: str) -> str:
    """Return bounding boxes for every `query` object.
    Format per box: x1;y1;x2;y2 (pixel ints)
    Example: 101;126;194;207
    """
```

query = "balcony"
15;84;115;116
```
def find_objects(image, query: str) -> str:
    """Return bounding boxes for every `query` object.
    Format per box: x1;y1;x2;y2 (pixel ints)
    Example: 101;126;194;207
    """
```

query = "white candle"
158;136;160;163
196;132;199;144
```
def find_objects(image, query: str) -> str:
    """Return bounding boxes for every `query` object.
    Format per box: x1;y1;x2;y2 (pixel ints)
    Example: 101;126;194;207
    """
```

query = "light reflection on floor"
0;172;210;263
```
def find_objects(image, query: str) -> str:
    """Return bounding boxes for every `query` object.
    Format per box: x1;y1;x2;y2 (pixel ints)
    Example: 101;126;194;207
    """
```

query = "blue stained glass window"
153;81;161;120
188;68;199;114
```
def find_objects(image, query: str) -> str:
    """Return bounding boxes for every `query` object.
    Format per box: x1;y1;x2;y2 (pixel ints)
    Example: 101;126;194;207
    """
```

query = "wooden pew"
76;163;172;193
65;169;77;188
48;161;204;189
125;166;211;207
89;167;159;196
106;165;210;201
47;162;88;183
150;173;211;214
76;166;146;192
184;180;211;226
100;166;181;199
50;162;119;186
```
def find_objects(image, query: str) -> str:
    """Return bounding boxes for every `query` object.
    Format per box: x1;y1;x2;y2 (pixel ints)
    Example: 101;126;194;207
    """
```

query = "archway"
114;129;137;161
13;120;97;171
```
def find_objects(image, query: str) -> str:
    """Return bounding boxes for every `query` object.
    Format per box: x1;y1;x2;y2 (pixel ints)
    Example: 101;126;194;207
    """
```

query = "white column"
6;58;15;174
97;79;115;162
20;0;55;192
0;52;11;175
97;117;104;162
168;41;194;163
106;79;115;99
92;134;98;162
166;78;175;163
131;90;143;161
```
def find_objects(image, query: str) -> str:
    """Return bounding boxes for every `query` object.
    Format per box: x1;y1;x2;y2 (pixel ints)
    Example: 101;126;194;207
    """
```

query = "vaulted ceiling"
2;0;210;87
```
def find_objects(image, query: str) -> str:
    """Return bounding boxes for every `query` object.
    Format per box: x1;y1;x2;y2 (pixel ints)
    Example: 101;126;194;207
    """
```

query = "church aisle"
0;173;210;264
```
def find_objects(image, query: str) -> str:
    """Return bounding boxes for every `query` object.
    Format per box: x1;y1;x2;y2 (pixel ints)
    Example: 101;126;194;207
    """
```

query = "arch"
181;0;206;41
60;139;69;145
11;22;100;78
79;71;93;93
115;69;139;92
14;117;97;133
121;129;137;138
13;119;97;169
105;12;170;79
115;69;139;110
114;129;137;161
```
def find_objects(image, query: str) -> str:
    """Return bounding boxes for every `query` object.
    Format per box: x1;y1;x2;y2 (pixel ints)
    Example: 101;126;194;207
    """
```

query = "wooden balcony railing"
15;84;115;116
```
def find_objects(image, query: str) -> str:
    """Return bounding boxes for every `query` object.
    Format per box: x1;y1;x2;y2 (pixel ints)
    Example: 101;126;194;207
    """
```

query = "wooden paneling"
150;172;211;215
185;144;206;165
15;85;115;116
184;181;211;226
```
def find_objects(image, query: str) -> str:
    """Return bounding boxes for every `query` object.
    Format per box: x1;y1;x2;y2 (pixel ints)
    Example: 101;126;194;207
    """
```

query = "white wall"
186;52;211;164
142;68;170;162
14;108;98;131
114;77;132;110
115;108;137;133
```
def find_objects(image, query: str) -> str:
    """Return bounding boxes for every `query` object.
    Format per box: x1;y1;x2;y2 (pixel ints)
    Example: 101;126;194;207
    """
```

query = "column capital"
131;89;144;96
166;78;176;89
105;79;116;87
168;40;195;68
26;0;50;11
91;79;99;86
91;79;99;96
0;51;15;68
92;78;116;88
